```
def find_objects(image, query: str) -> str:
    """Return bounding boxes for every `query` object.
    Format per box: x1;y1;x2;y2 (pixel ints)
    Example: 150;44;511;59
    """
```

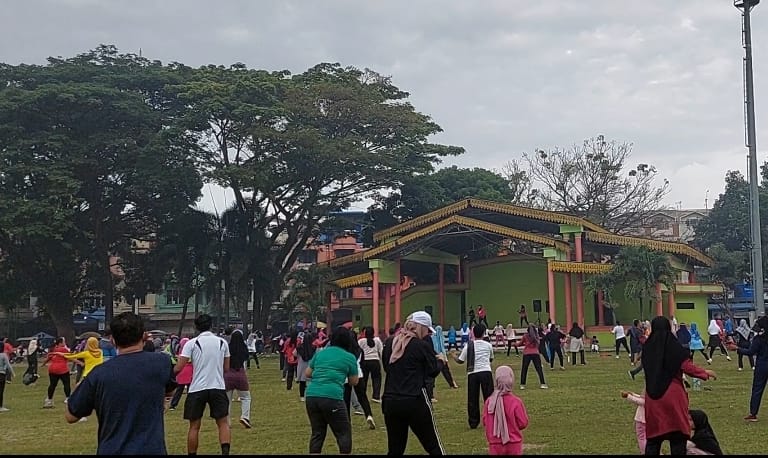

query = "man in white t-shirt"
175;314;231;455
611;321;630;359
452;323;494;429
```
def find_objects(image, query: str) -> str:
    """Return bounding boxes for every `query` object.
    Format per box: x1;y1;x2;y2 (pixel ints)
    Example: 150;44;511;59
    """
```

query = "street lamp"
735;0;764;316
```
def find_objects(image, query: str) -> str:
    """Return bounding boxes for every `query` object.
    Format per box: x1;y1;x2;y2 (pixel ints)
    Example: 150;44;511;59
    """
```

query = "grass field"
0;350;762;455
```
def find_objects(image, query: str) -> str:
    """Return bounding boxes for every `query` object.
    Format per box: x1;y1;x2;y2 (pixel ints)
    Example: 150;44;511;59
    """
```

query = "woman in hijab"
676;323;691;351
706;319;731;363
381;311;446;455
482;365;529;455
568;322;586;366
686;409;723;455
688;323;708;362
57;336;104;384
641;316;717;455
460;323;470;348
431;325;459;390
735;319;755;371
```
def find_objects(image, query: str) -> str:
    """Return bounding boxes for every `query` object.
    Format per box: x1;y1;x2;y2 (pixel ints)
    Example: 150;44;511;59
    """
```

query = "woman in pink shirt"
169;337;192;410
483;365;529;455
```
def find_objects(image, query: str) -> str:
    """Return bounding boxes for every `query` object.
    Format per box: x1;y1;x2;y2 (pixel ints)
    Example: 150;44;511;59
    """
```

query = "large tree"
177;62;463;330
0;46;203;340
519;135;669;232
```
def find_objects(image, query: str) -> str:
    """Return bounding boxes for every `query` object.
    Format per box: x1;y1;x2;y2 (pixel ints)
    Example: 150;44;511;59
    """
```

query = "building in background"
625;209;710;243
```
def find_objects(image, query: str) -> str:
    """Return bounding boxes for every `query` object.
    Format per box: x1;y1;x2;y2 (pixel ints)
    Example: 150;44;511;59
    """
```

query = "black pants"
749;366;768;416
170;383;188;409
299;381;307;398
425;376;435;400
26;353;38;376
615;337;630;356
440;364;456;387
361;359;382;401
520;354;546;386
344;382;372;418
467;371;494;428
571;350;585;365
507;340;519;356
708;344;729;359
739;353;755;370
305;396;352;454
645;431;687;455
479;317;489;328
690;349;708;362
382;391;445;455
246;351;260;369
520;316;529;327
549;345;564;368
286;363;297;390
446;342;459;351
0;373;6;407
47;373;71;400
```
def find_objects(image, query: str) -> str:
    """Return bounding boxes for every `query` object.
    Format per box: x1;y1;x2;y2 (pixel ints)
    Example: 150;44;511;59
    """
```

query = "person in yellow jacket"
56;337;104;381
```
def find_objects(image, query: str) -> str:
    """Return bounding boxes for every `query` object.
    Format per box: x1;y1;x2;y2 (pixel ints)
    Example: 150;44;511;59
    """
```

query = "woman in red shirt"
42;337;72;407
642;316;717;455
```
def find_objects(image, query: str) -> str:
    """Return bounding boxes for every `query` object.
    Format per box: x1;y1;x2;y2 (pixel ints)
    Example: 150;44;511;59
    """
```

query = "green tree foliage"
0;46;203;340
177;62;463;329
522;135;669;233
585;246;674;320
283;264;335;325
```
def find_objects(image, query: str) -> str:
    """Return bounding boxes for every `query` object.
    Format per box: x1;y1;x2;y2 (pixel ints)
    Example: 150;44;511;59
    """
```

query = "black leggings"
615;337;630;356
549;345;564;368
344;382;372;418
47;373;71;400
520;354;546;386
382;391;445;455
506;340;519;356
645;431;687;455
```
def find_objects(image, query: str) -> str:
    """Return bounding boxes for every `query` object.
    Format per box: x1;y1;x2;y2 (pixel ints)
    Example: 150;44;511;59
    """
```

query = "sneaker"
371;398;381;403
0;407;9;412
707;359;713;365
78;417;88;422
540;384;549;389
169;407;176;411
744;414;758;422
63;398;68;404
281;378;286;382
628;370;635;381
738;367;743;371
615;355;620;359
560;366;565;371
726;356;732;361
299;397;305;402
43;398;54;409
519;385;525;390
354;410;365;416
430;398;438;403
239;418;252;429
366;415;376;430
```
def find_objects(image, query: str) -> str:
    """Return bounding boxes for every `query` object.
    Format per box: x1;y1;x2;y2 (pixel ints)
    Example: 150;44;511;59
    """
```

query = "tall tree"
0;46;203;339
586;246;675;320
178;62;464;330
521;135;669;233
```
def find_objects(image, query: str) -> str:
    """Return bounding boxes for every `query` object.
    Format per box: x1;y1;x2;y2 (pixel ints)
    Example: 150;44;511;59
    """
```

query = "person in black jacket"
738;315;768;421
382;311;446;455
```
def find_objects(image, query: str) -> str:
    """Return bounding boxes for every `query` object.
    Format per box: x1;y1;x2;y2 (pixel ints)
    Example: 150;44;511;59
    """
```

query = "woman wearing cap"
382;311;447;455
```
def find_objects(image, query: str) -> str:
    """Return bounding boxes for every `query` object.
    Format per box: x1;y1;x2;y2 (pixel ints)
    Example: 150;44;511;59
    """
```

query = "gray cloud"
1;0;766;211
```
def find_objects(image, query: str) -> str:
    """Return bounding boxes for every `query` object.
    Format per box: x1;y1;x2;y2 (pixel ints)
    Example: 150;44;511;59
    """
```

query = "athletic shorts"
183;389;229;420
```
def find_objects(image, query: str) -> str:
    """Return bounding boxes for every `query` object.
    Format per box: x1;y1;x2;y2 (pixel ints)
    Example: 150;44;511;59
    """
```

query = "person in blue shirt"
65;312;177;455
99;331;117;362
447;326;458;351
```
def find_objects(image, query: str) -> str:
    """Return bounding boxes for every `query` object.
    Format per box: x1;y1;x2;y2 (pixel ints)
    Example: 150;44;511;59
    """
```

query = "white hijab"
707;319;721;336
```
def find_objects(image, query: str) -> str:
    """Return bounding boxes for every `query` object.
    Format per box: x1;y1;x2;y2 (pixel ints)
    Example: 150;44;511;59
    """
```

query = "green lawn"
0;351;762;455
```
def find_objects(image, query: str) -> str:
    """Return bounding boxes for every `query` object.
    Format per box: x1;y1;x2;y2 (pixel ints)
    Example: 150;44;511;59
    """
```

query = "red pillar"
384;285;391;333
574;233;585;327
597;290;605;325
689;270;696;283
564;273;573;327
547;263;556;323
574;233;583;262
668;287;676;318
655;282;663;317
438;263;445;325
395;259;402;324
372;270;380;336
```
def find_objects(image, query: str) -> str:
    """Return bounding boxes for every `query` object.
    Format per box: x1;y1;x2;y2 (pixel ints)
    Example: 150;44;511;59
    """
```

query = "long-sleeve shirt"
625;392;646;423
0;352;14;379
514;335;540;356
382;337;443;400
63;350;104;378
482;393;529;446
737;334;768;368
358;337;383;361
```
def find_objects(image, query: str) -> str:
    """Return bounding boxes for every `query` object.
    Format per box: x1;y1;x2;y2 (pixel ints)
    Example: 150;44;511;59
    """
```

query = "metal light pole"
735;0;764;316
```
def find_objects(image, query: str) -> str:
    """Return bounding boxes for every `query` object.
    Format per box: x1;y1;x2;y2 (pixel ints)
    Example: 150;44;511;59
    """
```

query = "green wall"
357;288;462;331
672;295;709;329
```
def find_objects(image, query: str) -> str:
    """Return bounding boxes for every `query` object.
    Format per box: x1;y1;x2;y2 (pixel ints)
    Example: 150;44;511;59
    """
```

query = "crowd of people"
1;308;767;455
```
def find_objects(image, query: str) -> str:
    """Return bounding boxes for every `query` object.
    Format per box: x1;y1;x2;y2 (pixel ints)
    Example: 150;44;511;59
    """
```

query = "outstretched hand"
620;390;630;398
705;369;717;380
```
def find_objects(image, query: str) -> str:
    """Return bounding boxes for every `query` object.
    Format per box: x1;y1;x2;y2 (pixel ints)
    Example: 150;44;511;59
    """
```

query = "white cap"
410;311;436;334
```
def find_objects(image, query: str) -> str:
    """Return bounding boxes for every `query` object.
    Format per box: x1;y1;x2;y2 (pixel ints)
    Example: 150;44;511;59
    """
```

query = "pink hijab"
487;365;516;444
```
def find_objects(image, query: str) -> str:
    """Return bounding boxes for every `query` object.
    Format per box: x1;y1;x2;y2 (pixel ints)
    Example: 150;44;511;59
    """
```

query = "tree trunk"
178;294;191;337
103;252;114;326
48;301;76;348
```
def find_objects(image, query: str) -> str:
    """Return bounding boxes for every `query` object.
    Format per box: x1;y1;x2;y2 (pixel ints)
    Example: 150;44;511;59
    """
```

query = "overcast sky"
2;0;766;214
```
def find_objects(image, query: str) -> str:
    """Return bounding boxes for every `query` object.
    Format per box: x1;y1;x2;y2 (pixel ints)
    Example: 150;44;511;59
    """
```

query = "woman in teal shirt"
304;326;360;454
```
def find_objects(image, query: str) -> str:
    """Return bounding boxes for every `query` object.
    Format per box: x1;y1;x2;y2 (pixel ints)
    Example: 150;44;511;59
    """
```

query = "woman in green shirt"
304;326;360;454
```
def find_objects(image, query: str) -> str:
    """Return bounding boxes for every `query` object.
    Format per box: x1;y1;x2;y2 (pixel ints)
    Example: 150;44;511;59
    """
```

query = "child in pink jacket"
621;390;646;454
482;365;529;455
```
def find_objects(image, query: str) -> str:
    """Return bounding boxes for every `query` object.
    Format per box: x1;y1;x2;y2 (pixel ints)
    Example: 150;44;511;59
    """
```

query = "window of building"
652;217;670;230
686;218;700;227
166;289;183;305
81;295;104;312
334;248;355;258
298;249;318;264
675;302;695;310
338;288;353;300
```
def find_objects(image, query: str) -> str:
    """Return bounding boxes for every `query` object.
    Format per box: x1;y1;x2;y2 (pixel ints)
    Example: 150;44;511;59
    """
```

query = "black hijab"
229;330;249;370
689;409;723;455
569;323;584;339
641;316;690;400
